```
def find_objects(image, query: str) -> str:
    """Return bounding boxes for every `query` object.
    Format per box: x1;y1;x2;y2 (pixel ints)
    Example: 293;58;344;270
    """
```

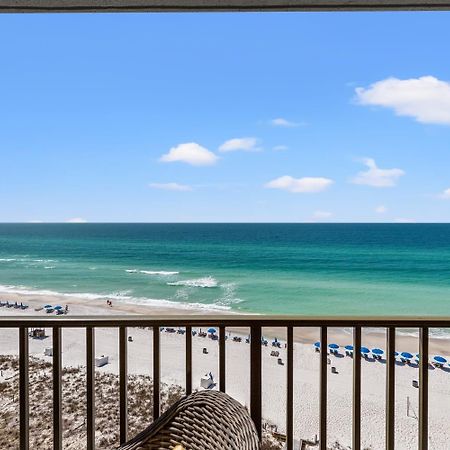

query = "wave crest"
167;276;218;288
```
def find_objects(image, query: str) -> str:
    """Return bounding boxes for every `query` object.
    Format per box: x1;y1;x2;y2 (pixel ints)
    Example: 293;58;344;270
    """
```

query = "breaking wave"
167;276;218;288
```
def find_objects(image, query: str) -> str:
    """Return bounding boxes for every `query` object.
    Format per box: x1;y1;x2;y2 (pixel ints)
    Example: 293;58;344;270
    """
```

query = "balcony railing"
1;315;449;450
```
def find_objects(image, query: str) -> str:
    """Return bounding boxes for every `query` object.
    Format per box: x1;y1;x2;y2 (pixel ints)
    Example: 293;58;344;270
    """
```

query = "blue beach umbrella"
401;352;413;359
328;343;339;349
208;328;217;334
433;356;447;364
395;351;399;357
372;348;384;355
54;305;63;310
314;341;321;348
345;345;354;351
44;304;52;309
360;347;370;354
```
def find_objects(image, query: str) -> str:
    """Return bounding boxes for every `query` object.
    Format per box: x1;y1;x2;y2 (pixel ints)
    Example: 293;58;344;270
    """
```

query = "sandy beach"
1;292;450;449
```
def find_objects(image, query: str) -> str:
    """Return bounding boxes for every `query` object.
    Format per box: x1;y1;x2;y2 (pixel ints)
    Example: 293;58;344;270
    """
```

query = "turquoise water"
0;223;450;316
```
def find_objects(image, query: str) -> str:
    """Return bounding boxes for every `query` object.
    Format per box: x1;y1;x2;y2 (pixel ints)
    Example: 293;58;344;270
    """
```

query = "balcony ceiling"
1;0;450;12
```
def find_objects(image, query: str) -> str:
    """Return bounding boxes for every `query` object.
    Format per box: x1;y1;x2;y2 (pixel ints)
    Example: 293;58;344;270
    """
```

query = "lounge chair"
117;390;259;450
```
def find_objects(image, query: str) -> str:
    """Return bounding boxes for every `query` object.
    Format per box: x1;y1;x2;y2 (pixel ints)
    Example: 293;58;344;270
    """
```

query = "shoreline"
1;289;449;355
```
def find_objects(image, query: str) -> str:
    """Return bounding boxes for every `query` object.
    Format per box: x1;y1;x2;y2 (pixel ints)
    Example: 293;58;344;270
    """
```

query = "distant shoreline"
1;288;449;356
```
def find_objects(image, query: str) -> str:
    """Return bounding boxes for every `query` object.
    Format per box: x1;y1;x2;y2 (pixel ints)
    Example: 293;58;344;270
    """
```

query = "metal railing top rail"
2;0;450;12
2;314;450;327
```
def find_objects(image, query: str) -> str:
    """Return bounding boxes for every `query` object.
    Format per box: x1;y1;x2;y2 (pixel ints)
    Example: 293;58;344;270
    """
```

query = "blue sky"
1;12;450;222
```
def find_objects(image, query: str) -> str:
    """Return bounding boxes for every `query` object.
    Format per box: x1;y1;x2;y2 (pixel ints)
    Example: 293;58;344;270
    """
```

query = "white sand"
1;292;450;449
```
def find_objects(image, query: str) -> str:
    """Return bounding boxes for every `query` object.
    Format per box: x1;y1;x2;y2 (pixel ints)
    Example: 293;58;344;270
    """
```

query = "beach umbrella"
54;305;63;310
372;348;384;356
401;352;413;359
314;342;321;348
433;356;447;364
344;345;354;351
207;328;217;334
328;343;339;349
44;304;52;309
395;351;399;357
360;347;370;354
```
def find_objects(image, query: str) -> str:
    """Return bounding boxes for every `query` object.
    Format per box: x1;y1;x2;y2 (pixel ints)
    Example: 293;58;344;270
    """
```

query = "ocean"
0;223;450;316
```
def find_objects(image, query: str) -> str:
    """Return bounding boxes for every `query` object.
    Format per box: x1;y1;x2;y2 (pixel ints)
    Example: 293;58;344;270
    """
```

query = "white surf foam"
0;284;232;313
167;276;218;288
126;269;179;276
140;270;179;276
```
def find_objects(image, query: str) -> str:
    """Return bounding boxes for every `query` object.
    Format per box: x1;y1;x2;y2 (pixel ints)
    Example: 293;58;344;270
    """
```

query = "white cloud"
356;76;450;125
375;205;387;214
440;188;450;199
66;218;87;223
270;118;302;127
312;210;333;220
149;182;192;192
160;142;218;166
218;137;260;152
351;158;404;188
265;175;333;193
273;145;288;151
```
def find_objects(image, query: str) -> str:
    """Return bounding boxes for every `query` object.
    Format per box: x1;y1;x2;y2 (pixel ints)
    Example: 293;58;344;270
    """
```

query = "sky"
1;12;450;223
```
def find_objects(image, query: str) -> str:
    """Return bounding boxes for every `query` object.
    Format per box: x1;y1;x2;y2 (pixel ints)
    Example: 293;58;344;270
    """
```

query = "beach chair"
117;390;259;450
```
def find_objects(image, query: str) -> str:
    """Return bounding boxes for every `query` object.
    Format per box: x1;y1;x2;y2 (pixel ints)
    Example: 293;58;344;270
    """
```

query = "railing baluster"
185;325;192;395
219;325;226;393
86;326;95;450
153;325;160;420
319;326;327;450
419;327;429;450
19;326;30;450
53;327;62;450
286;326;294;450
119;326;128;445
352;326;361;450
250;324;262;441
386;327;395;450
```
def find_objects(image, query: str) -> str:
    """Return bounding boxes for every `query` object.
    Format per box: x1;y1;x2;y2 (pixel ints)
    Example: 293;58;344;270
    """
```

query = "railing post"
419;327;429;450
386;327;396;450
186;325;192;395
19;326;29;450
53;327;62;450
286;326;294;450
352;326;361;450
319;326;327;450
250;324;262;441
86;326;95;450
219;325;226;393
119;326;128;445
153;326;160;420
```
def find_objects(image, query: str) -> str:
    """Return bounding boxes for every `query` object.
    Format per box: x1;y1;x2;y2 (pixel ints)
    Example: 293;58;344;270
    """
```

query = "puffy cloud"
312;210;333;220
375;205;387;214
265;175;333;193
440;188;450;199
149;182;192;191
351;158;404;188
355;76;450;125
270;118;302;127
66;218;87;223
160;142;218;166
218;137;260;152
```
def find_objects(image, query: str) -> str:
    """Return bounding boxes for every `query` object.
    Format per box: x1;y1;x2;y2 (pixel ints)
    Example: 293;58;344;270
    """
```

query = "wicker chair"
118;390;260;450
